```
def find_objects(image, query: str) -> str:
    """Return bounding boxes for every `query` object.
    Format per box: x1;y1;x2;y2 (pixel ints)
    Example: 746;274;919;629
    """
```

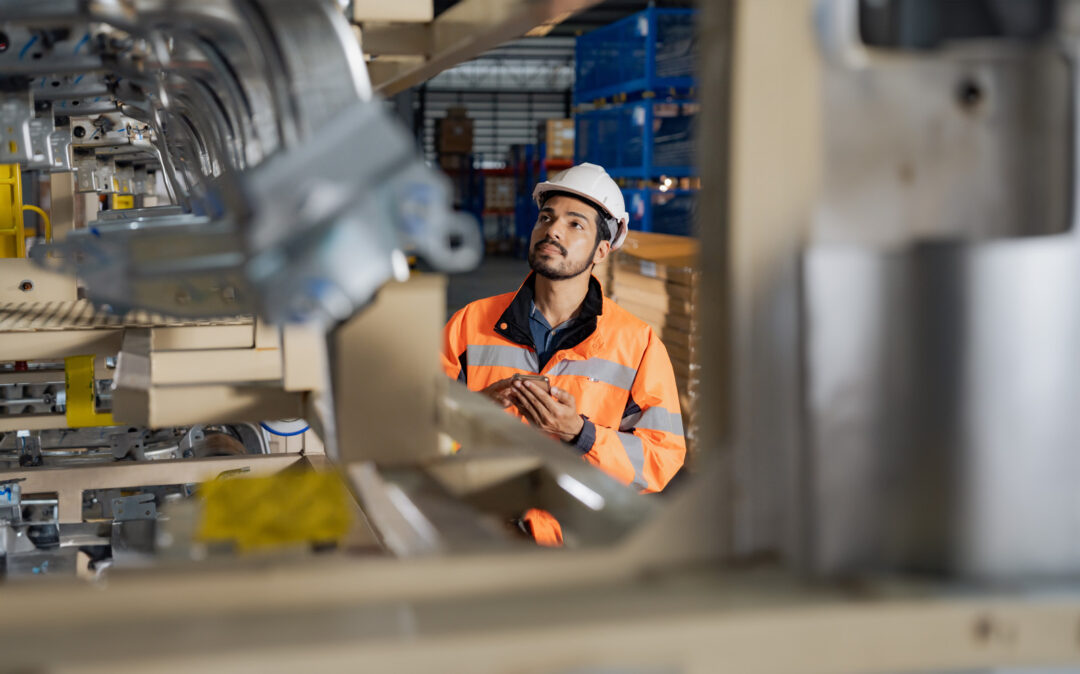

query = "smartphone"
512;373;550;393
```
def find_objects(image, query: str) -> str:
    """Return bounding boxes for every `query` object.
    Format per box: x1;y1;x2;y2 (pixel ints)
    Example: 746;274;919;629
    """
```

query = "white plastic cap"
532;162;629;250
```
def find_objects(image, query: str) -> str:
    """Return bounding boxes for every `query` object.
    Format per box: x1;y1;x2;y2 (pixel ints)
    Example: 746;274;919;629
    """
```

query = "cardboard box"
611;266;695;300
619;231;699;260
604;231;701;458
439;153;468;172
437;117;473;154
615;231;699;286
484;176;515;211
541;118;575;160
614;299;693;334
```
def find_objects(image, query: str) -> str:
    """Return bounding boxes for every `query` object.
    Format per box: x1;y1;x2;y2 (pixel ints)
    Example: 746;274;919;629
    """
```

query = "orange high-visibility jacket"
441;273;686;492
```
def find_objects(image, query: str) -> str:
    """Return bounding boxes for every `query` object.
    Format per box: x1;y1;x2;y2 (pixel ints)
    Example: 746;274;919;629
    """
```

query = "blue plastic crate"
624;188;696;237
575;7;697;104
576;101;697;179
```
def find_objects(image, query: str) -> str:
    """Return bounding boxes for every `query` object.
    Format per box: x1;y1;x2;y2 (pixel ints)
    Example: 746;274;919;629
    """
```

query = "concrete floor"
445;254;531;319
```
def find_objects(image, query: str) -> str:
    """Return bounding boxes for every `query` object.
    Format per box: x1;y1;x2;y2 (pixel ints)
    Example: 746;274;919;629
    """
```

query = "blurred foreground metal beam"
364;0;602;95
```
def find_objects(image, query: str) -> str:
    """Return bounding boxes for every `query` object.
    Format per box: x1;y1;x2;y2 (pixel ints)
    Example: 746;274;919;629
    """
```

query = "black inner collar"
494;272;604;357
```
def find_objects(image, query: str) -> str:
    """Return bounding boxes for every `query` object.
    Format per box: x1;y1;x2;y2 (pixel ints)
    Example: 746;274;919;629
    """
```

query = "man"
441;163;686;493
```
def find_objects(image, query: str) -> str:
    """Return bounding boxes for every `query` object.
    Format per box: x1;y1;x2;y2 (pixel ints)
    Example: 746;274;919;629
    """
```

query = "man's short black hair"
539;190;612;248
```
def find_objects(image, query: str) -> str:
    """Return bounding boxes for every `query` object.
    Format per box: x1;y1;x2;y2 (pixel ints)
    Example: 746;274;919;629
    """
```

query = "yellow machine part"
22;204;50;242
64;355;116;428
197;470;354;551
112;194;134;210
0;164;25;258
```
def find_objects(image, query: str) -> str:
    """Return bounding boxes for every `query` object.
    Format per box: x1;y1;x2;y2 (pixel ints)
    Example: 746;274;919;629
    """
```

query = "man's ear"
593;239;612;265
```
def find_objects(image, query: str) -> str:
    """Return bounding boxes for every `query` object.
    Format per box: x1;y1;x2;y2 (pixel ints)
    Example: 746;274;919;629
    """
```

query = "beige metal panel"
49;171;76;240
0;413;66;432
111;328;151;422
699;0;824;558
360;23;431;56
141;384;303;428
0;300;251;332
151;324;255;351
1;562;1080;673
149;348;282;385
424;455;543;497
0;329;123;360
369;0;603;95
299;429;324;454
333;275;443;464
3;453;303;521
253;318;279;349
0;371;64;384
281;324;326;392
0;259;78;303
267;429;320;454
79;193;98;229
353;0;432;22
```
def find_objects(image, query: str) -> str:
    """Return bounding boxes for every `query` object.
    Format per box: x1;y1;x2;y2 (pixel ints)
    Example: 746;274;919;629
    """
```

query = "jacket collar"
495;272;604;355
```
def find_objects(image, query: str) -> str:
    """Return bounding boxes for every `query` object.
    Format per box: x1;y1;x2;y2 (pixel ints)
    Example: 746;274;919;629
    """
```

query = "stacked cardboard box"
604;232;700;457
438;154;468;172
437;108;473;155
539;118;575;160
484;176;515;211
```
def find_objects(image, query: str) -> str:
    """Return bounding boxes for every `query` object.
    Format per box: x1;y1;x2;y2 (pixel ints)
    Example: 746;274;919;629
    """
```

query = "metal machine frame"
1;1;1079;672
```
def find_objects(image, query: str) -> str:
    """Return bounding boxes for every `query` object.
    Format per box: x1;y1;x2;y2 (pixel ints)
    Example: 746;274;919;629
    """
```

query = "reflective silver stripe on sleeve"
547;358;637;391
617;431;648;490
466;344;539;372
620;406;684;435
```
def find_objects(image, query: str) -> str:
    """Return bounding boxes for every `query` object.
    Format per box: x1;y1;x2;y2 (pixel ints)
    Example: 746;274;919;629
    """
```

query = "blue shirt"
529;301;574;371
527;301;594;450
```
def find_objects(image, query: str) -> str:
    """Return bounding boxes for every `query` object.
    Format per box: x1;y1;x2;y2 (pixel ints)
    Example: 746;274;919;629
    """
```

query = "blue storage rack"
575;100;697;179
623;187;696;237
574;7;696;105
512;143;541;257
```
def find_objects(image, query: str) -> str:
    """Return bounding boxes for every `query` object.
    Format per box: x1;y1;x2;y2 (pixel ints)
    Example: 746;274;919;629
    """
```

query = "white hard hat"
532;162;629;250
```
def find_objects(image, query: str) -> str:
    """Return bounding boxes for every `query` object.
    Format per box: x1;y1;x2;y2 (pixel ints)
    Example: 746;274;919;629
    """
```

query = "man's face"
528;194;609;280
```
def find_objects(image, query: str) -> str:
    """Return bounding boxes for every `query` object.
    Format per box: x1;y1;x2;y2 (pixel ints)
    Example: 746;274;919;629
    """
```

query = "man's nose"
547;218;569;240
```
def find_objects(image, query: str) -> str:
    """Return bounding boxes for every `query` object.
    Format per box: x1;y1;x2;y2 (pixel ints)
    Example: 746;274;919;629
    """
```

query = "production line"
0;0;1079;672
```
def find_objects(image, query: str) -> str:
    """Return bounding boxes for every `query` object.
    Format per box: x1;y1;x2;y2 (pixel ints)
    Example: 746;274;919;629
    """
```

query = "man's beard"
528;238;596;280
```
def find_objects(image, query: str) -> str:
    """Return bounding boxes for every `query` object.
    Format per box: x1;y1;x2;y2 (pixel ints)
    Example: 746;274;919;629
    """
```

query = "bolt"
957;78;983;111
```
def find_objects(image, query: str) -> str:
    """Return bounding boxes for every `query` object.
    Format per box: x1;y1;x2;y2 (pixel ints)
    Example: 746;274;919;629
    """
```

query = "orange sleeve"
582;330;686;492
441;307;468;381
521;508;563;547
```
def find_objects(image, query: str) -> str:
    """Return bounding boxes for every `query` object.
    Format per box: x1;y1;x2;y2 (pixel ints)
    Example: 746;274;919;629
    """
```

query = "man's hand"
511;380;584;443
480;378;517;408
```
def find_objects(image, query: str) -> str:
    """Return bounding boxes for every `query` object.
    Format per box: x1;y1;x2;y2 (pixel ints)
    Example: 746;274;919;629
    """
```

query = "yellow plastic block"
64;355;116;427
112;194;134;210
197;470;353;550
0;164;25;258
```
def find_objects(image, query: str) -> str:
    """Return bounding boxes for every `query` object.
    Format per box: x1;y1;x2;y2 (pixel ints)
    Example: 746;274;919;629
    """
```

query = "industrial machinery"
1;0;1080;672
0;0;487;576
0;0;632;581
